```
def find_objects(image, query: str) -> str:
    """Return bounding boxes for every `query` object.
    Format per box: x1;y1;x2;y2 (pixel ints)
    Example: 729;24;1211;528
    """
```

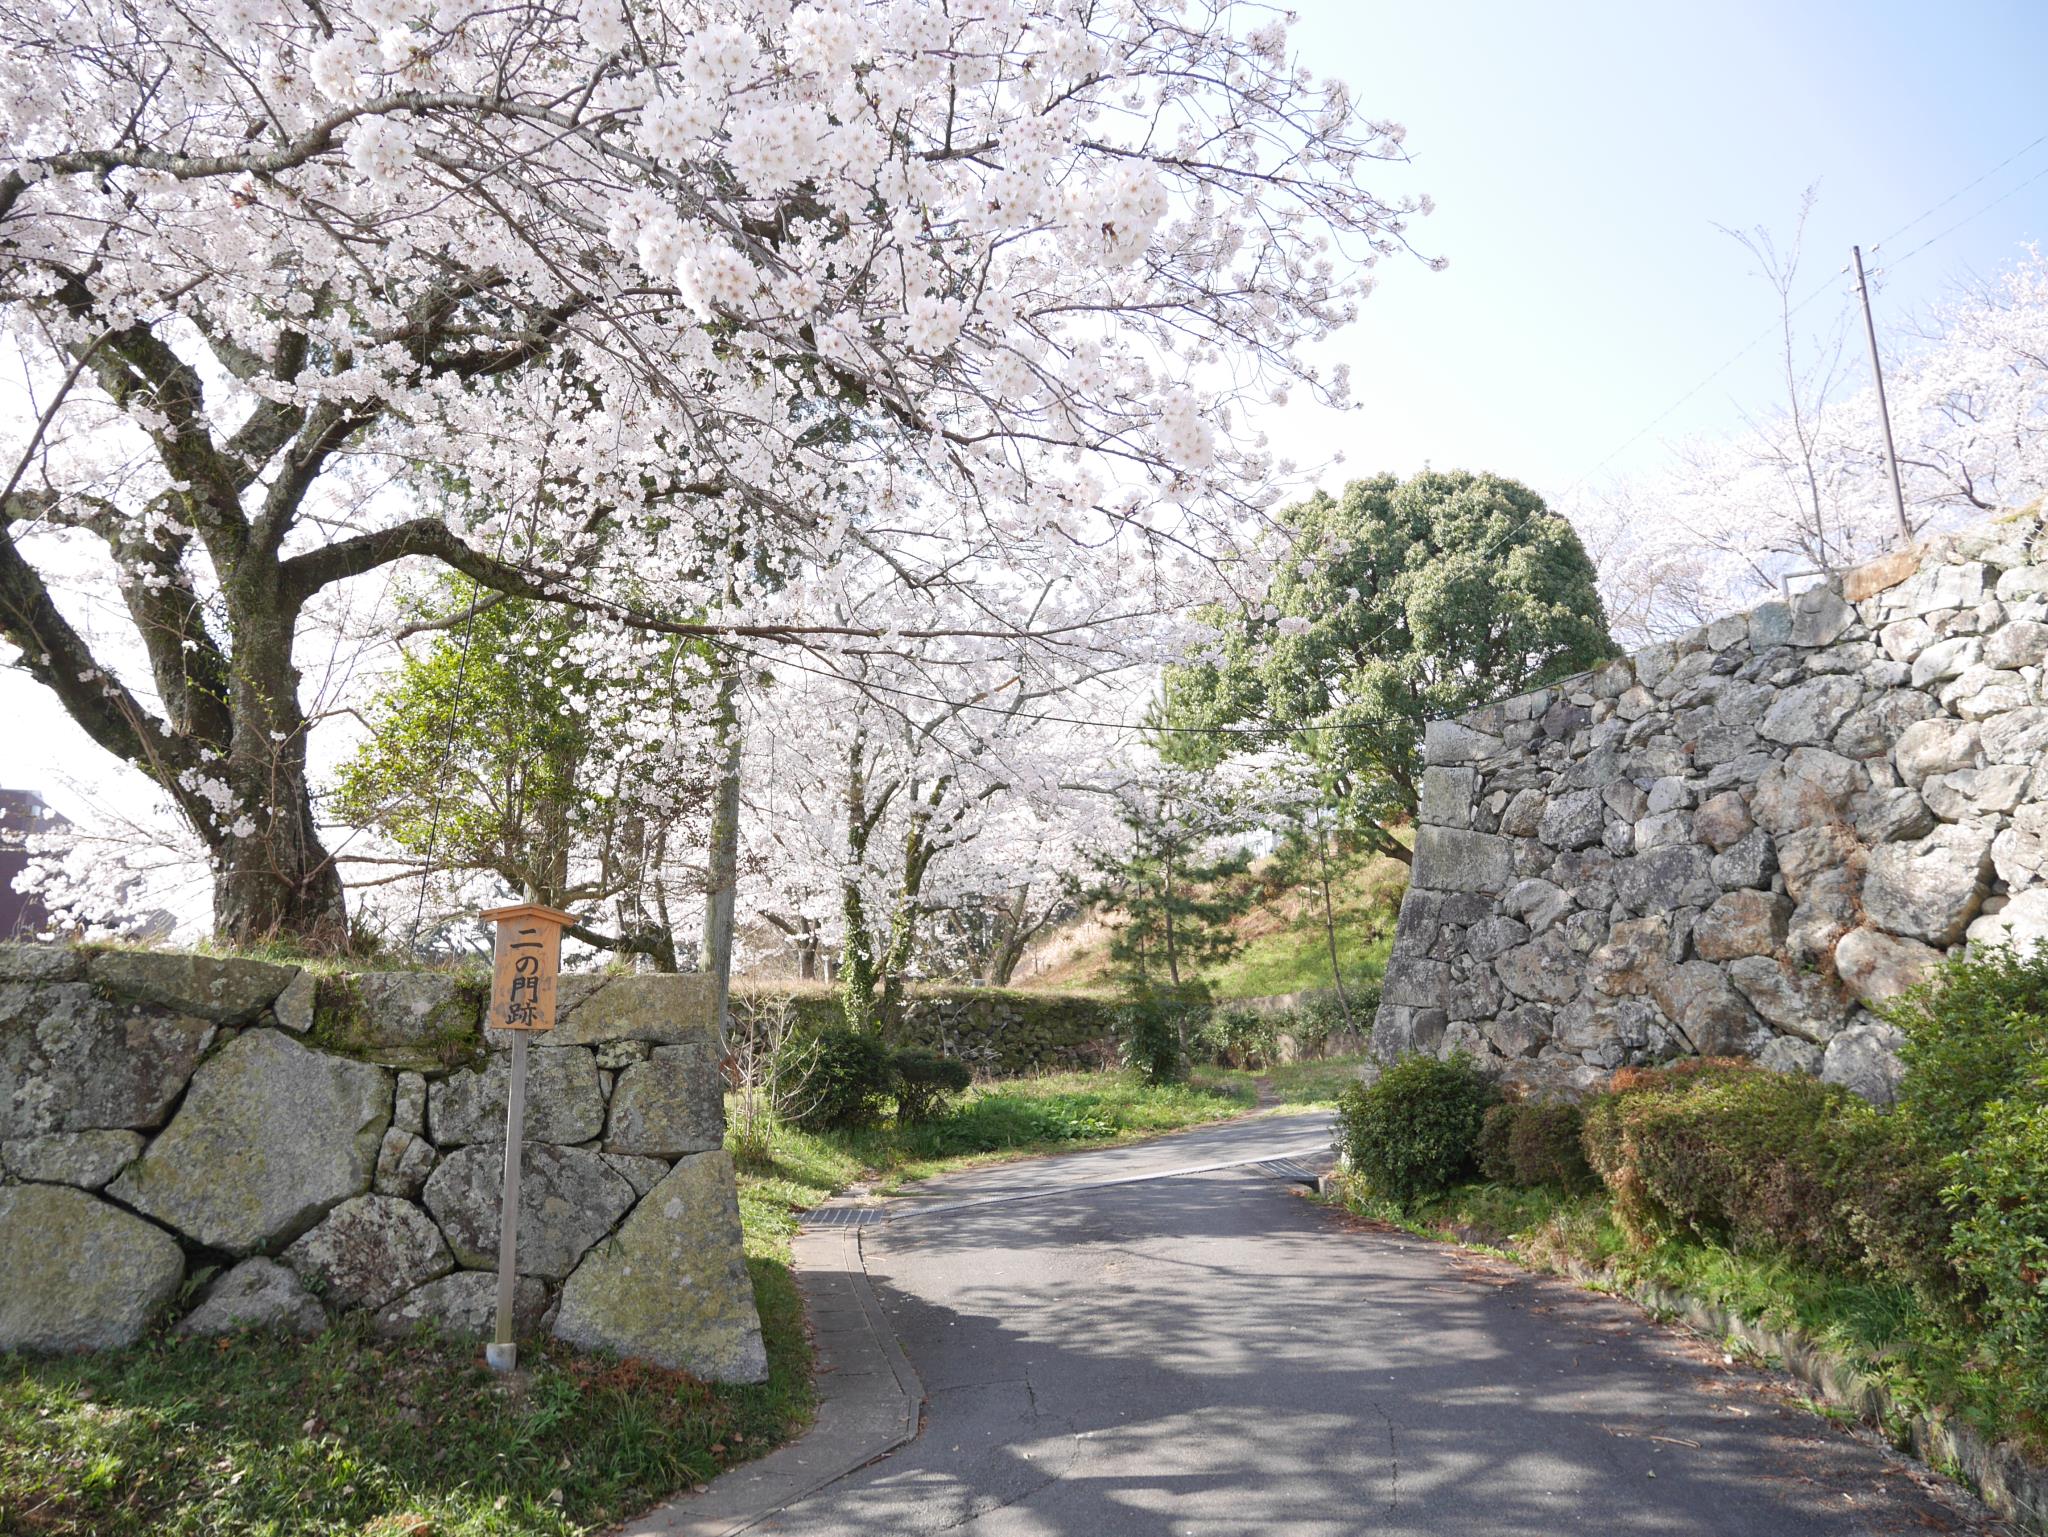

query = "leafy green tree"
1164;471;1617;862
1077;755;1253;999
332;585;706;965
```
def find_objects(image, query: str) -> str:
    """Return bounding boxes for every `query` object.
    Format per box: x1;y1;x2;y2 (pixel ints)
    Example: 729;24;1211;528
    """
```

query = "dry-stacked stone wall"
0;950;765;1378
1376;509;2048;1102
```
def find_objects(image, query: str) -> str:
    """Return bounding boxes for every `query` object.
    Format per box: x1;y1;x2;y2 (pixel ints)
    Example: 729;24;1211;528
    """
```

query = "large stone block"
1692;890;1791;962
374;1271;551;1341
1981;706;2048;765
1757;676;1863;745
1417;766;1475;829
1494;932;1584;1005
1613;844;1718;914
0;1183;184;1350
0;944;82;983
85;950;298;1024
1711;828;1777;890
282;1194;453;1312
1647;961;1757;1057
1833;688;1938;758
1726;956;1853;1043
1821;1022;1908;1106
1537;788;1604;851
0;983;213;1136
108;1029;390;1255
176;1257;326;1337
1862;824;1995;945
494;973;718;1049
1379;954;1449;1010
1749;749;1861;835
1692;791;1753;851
1851;786;1936;845
605;1045;724;1158
428;1046;604;1146
1411;825;1512;894
1423;719;1505;766
0;1130;142;1189
553;1150;767;1382
1983;619;2048;669
422;1140;636;1278
1835;927;1943;1005
317;972;481;1068
1893;716;1981;787
1786;586;1856;647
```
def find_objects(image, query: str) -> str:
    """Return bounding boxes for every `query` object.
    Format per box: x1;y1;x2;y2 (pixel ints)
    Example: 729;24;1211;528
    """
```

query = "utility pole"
1852;244;1914;548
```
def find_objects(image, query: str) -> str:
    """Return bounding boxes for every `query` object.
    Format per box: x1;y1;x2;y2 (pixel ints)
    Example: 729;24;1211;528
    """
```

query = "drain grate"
803;1205;886;1229
1251;1157;1328;1186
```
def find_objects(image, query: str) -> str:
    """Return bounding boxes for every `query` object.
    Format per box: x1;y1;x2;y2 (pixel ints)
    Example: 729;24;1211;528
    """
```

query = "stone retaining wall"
0;948;765;1378
1376;508;2048;1100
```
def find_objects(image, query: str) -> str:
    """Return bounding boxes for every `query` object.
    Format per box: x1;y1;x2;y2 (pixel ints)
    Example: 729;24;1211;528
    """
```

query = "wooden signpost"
479;902;575;1372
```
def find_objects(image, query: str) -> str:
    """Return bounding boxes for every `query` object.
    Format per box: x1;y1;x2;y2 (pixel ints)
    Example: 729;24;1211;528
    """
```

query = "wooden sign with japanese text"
482;903;575;1033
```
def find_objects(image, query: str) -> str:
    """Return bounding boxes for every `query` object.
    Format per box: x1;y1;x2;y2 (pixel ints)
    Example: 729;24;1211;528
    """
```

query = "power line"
1869;131;2048;253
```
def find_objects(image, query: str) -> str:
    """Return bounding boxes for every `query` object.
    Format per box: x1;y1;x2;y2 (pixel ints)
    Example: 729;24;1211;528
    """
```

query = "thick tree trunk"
212;584;347;946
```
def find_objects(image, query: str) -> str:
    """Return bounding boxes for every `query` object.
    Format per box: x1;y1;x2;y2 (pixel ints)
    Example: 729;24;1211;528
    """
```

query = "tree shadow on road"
758;1170;1990;1536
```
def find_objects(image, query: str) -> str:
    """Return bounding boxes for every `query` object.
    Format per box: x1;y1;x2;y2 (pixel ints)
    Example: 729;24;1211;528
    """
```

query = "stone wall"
1376;508;2048;1102
0;948;765;1378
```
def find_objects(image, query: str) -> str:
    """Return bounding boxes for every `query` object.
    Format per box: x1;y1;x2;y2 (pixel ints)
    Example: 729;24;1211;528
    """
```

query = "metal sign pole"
478;901;574;1375
486;1029;529;1372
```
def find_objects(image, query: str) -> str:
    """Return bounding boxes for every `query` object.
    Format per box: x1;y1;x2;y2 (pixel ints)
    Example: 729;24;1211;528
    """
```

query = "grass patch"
733;1068;1255;1202
0;1225;812;1537
1198;1055;1374;1107
1326;1174;2025;1457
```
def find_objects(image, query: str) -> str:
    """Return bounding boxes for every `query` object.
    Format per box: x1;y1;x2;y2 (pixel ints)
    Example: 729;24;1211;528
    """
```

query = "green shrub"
1200;1006;1276;1069
1888;940;2048;1158
1580;1060;1947;1285
890;1048;973;1123
1114;1000;1189;1084
1474;1100;1597;1192
1288;996;1346;1059
1944;1098;2048;1423
1336;1053;1496;1206
1507;1102;1597;1192
1475;1102;1520;1184
773;1026;896;1130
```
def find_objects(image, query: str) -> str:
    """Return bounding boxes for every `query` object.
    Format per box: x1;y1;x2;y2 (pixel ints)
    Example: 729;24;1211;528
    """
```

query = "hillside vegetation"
1016;851;1408;1002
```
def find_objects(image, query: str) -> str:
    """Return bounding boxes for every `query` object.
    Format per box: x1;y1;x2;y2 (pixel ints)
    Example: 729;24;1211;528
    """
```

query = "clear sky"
1255;0;2048;504
9;1;2048;836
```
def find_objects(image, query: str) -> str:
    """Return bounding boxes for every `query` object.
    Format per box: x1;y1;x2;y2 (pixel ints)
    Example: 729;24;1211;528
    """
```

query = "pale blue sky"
1257;0;2048;503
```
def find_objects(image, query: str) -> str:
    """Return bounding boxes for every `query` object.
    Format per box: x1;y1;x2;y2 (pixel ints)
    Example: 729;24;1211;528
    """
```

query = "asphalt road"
753;1110;1992;1537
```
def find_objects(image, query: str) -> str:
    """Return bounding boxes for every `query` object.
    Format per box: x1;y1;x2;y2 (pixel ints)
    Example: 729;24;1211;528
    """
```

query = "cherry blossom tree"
0;0;1431;944
1578;245;2048;643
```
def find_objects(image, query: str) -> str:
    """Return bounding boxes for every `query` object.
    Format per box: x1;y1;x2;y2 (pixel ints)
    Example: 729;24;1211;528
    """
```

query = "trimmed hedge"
744;987;1116;1078
1580;1058;1948;1288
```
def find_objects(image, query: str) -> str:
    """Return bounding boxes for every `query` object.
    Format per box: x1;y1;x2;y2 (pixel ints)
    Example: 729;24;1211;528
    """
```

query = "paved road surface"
752;1111;1991;1536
